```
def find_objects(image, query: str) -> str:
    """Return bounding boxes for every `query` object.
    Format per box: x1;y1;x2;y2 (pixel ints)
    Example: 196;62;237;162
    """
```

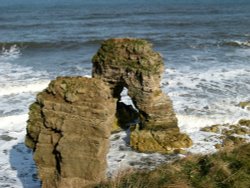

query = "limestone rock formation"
92;38;192;153
25;77;116;188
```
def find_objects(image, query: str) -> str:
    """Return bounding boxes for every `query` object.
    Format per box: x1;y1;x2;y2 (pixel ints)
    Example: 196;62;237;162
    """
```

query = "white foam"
120;87;137;109
0;45;21;61
230;40;250;47
0;114;28;131
177;111;249;132
0;45;50;97
160;64;250;155
0;46;44;186
107;130;171;177
0;114;40;188
162;66;250;122
0;81;49;96
107;113;246;176
178;115;219;132
83;75;91;78
177;114;250;154
176;115;220;154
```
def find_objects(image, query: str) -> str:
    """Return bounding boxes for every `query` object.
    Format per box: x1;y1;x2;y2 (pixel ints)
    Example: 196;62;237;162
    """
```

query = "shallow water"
0;0;250;187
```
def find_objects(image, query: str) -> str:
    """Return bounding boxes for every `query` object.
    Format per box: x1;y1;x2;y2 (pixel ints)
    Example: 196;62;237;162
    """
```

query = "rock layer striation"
92;38;192;153
26;38;192;188
25;77;116;188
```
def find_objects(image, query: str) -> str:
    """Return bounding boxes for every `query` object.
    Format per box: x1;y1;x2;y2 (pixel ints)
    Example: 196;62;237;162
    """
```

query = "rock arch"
92;38;192;153
25;38;192;188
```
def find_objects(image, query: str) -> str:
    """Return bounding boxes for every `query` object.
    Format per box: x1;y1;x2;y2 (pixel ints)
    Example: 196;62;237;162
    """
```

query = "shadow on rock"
9;142;40;188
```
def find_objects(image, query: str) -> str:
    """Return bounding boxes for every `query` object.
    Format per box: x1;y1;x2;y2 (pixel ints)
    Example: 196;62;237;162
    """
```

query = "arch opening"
114;87;139;132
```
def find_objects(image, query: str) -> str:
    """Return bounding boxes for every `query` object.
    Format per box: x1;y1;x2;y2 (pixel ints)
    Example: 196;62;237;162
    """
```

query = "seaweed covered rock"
25;77;116;188
130;127;193;153
200;119;250;150
92;38;192;153
238;101;250;110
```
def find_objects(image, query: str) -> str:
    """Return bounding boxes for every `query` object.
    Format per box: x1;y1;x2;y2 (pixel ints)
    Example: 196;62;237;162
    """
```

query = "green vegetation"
96;143;250;188
92;38;164;75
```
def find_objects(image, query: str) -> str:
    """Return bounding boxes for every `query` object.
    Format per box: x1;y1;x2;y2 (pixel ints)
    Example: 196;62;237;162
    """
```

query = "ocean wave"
0;39;103;50
0;114;28;131
177;114;239;132
0;45;21;60
0;81;49;96
221;40;250;47
0;49;50;97
162;66;250;127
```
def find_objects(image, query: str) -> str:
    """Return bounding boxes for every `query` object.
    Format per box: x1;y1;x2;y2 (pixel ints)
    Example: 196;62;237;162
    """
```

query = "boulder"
238;101;250;110
25;77;116;188
130;127;192;153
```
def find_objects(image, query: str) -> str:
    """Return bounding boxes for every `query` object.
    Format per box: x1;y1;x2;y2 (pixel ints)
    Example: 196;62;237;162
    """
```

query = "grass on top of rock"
95;143;250;188
92;38;164;75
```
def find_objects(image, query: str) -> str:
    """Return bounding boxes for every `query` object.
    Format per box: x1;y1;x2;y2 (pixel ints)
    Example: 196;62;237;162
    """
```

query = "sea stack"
92;38;192;153
25;38;192;188
25;77;116;188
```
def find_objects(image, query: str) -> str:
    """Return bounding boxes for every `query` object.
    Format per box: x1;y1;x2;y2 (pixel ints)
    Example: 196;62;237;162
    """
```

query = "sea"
0;0;250;187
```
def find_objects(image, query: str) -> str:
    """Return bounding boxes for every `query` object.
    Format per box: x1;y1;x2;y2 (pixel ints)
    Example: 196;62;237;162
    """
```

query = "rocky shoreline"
24;39;249;188
25;39;193;187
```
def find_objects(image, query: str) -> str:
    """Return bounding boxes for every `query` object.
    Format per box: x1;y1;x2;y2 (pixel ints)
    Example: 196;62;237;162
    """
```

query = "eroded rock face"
25;77;116;188
26;38;193;187
92;38;192;153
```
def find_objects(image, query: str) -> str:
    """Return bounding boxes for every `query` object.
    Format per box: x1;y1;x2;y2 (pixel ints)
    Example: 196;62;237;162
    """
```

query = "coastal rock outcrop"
201;119;250;150
25;77;116;188
25;38;193;188
92;38;192;153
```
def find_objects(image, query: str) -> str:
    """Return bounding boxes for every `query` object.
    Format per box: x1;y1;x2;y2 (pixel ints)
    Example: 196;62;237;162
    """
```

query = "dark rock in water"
201;124;220;133
92;38;192;153
238;101;250;110
25;38;193;187
201;119;250;151
0;135;17;141
238;119;250;127
25;77;116;188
